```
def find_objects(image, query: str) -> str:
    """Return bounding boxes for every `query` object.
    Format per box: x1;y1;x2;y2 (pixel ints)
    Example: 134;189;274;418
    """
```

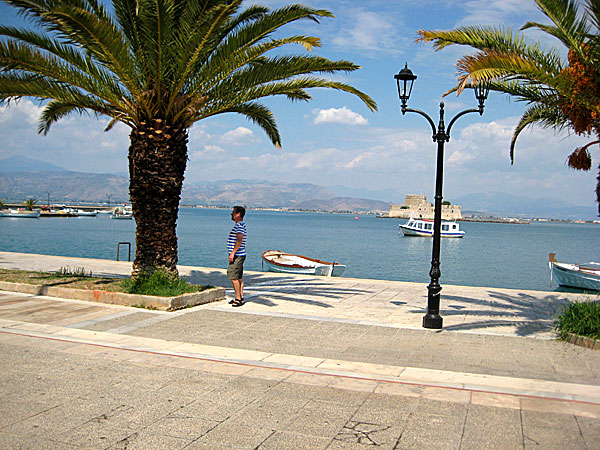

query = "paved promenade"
0;251;599;449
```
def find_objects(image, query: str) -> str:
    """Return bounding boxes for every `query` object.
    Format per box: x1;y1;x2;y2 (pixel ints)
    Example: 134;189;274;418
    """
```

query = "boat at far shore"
261;250;346;277
549;253;600;291
0;209;41;218
399;215;465;238
111;206;133;220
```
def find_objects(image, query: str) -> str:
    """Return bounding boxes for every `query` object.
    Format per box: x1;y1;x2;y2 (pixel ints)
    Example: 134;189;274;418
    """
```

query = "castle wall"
388;195;462;220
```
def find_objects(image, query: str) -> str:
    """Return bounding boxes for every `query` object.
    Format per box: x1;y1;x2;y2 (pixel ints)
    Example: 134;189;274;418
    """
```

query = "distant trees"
24;198;37;211
418;0;600;213
0;0;377;278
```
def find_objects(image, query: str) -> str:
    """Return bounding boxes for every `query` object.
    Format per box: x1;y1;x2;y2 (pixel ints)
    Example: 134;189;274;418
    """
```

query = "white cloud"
457;0;539;25
332;6;412;58
0;99;42;126
313;107;368;126
220;127;259;145
189;145;225;162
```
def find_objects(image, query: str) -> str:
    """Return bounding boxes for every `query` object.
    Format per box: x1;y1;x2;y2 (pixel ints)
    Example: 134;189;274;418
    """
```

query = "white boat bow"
549;253;600;291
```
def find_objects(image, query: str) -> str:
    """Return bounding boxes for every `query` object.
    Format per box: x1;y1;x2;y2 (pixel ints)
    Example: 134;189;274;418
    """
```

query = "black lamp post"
395;63;489;329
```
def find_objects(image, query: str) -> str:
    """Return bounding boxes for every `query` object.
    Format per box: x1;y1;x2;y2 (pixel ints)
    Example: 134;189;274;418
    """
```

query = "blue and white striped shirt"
227;222;246;257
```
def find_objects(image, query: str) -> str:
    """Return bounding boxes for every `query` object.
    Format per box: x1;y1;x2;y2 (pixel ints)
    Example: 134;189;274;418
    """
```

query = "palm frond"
217;101;281;147
521;0;588;54
510;103;569;163
37;100;84;134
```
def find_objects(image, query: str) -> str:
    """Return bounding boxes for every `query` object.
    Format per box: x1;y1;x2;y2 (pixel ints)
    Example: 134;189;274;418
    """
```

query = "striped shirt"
227;221;246;257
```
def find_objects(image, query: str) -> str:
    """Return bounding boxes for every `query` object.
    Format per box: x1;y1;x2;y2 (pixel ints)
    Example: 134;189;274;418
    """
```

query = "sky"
0;0;597;208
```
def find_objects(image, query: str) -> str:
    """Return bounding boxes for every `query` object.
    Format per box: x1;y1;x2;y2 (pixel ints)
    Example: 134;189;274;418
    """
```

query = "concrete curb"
0;281;225;311
565;332;600;351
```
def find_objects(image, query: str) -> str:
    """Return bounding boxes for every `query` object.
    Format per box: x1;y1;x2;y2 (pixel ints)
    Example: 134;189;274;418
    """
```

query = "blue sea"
1;207;599;292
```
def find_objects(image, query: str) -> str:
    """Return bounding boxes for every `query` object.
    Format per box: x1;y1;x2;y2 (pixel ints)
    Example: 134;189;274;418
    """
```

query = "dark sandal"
231;298;245;307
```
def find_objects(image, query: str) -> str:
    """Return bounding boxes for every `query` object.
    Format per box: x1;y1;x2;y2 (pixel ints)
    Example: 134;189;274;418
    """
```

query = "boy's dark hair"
233;205;245;219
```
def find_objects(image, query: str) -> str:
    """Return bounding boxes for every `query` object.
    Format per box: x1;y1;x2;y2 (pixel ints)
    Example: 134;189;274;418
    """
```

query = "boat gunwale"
552;262;600;278
261;250;342;269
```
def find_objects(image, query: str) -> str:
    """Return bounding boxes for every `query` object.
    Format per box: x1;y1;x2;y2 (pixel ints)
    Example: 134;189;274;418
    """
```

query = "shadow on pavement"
435;290;571;336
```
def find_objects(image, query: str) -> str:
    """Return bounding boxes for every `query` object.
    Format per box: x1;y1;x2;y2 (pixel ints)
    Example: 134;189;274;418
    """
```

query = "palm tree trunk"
128;118;189;279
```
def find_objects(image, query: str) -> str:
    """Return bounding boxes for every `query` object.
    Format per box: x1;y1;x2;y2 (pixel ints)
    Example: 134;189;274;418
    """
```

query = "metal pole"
423;103;447;329
399;95;485;330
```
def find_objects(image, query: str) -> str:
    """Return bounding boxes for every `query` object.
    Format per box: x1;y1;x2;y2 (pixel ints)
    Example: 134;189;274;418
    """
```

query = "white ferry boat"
399;216;465;238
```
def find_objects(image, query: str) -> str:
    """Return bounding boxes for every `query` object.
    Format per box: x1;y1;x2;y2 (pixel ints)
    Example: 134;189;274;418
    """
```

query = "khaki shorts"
227;256;246;280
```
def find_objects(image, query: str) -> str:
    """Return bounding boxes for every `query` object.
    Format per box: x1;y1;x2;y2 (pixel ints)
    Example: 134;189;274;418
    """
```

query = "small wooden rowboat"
549;253;600;291
261;250;346;277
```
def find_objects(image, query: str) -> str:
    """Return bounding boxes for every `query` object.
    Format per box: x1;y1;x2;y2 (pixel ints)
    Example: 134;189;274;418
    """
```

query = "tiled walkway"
0;252;599;449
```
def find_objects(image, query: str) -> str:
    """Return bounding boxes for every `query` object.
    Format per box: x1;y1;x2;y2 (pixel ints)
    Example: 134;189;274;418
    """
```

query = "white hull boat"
549;253;600;291
111;213;133;220
261;250;346;277
111;206;133;220
0;209;41;218
77;210;97;217
399;216;464;238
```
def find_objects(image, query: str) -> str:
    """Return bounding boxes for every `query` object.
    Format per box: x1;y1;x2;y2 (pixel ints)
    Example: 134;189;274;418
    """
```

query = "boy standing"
227;206;246;307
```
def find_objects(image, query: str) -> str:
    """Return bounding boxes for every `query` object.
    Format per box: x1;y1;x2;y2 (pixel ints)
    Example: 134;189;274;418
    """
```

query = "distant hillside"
455;192;598;221
0;171;130;203
182;179;337;208
0;157;389;212
294;197;390;213
2;156;595;218
0;155;68;173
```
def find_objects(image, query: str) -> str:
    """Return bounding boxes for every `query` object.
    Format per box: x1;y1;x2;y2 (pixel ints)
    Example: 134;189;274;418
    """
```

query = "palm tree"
0;0;377;278
417;0;600;212
24;198;37;211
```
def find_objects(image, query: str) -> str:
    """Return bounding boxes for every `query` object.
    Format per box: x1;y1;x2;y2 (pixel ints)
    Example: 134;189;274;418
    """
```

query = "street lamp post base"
423;313;443;329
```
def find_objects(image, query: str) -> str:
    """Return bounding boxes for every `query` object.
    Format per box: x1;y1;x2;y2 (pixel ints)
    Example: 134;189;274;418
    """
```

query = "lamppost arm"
446;108;482;139
402;107;437;139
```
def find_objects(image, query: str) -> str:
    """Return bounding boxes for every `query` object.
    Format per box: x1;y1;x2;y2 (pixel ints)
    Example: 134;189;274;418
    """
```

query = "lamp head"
394;63;417;112
473;81;490;114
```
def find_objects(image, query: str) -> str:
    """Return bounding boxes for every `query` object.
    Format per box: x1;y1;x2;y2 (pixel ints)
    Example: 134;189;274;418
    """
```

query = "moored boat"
111;206;133;220
111;213;133;220
549;253;600;291
399;215;464;238
77;209;97;217
0;209;41;218
261;250;346;277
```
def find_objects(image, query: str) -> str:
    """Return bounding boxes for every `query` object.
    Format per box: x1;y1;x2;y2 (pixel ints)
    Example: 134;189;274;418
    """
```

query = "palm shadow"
433;290;574;336
184;269;369;309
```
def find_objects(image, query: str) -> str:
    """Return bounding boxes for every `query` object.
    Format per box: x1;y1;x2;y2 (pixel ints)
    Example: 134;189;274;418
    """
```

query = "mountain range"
0;156;597;219
0;157;390;213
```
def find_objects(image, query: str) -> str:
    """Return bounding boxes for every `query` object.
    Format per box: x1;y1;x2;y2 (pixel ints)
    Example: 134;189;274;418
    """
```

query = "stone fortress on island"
386;194;462;220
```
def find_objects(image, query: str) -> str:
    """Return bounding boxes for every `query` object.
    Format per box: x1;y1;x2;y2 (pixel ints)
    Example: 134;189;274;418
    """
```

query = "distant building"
387;194;462;220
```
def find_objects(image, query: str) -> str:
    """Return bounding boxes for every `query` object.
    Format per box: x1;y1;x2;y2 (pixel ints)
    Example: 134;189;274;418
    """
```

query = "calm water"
1;207;599;292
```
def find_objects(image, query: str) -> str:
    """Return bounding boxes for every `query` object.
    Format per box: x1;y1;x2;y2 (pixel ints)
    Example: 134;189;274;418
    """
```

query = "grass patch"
122;270;205;297
0;268;209;298
555;299;600;341
57;266;93;278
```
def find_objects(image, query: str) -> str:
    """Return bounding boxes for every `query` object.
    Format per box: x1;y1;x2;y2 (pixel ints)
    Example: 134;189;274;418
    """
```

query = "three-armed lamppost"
395;63;490;329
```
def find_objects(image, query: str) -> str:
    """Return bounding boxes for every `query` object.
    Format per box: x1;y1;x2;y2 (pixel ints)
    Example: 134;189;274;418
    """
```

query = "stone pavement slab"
2;317;600;411
1;251;596;339
2;330;597;449
1;252;600;448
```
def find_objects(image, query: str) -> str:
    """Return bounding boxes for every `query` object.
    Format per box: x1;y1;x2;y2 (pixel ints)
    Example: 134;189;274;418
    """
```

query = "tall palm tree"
417;0;600;212
0;0;377;277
